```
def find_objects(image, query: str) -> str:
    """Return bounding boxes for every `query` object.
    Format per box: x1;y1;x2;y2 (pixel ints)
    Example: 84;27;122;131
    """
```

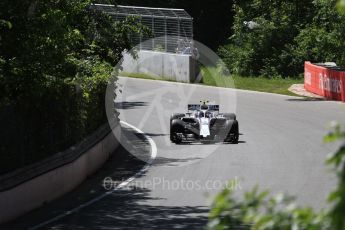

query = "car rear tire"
223;120;239;144
231;133;239;144
170;119;184;144
230;121;239;144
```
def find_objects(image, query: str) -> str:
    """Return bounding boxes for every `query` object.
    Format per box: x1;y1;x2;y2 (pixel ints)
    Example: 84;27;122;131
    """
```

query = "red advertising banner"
304;61;345;102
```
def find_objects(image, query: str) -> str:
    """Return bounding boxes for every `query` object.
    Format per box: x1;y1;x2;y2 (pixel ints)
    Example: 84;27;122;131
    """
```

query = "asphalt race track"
5;77;345;229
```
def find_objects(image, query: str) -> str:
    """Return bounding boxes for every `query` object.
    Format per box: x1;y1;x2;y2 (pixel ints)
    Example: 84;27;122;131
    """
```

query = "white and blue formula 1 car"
170;101;239;144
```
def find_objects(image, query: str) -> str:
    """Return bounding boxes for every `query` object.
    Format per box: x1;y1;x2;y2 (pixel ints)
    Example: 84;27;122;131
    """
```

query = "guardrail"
304;61;345;102
0;120;119;224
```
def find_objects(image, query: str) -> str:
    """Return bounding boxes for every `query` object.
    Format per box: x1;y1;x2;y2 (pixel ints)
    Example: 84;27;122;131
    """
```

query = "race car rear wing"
188;104;219;111
209;105;220;111
188;104;201;110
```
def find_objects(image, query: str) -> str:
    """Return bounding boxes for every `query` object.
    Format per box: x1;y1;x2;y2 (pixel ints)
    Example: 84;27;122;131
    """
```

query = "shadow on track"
45;187;209;230
286;97;327;102
145;133;168;137
115;101;148;110
152;156;203;167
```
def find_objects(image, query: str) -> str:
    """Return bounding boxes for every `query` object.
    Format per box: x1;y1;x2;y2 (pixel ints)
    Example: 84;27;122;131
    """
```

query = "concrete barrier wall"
0;128;118;224
304;61;345;102
122;50;195;83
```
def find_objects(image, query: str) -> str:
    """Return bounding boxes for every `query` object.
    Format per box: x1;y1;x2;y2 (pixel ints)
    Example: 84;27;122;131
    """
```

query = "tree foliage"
290;0;345;74
0;0;145;174
219;0;345;78
218;0;315;77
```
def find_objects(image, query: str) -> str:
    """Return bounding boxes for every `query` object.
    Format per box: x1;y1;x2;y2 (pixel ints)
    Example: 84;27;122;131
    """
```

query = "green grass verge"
120;67;303;96
234;76;302;96
200;66;303;96
120;71;179;82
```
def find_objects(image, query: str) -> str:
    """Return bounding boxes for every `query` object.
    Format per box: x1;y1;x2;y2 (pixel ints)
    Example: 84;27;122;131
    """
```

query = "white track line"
29;121;157;230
